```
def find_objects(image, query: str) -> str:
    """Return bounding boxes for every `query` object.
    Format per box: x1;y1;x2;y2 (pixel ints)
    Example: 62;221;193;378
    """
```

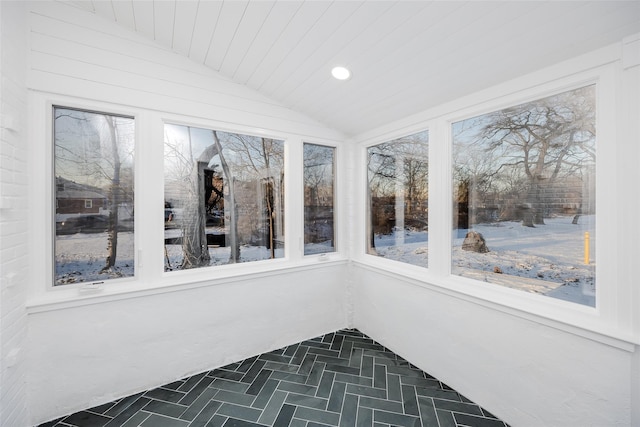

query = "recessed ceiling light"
331;66;351;81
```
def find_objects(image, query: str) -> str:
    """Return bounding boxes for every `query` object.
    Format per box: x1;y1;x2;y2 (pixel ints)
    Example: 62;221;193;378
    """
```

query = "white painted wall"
621;33;640;427
0;2;29;426
352;264;633;427
28;263;348;423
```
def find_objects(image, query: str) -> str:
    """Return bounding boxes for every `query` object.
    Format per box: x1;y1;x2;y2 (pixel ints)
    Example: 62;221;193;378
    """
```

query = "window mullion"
139;112;164;282
286;137;303;262
428;119;452;278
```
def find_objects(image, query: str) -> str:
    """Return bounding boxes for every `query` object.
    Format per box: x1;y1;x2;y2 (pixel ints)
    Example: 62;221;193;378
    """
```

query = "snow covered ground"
164;243;284;270
373;216;595;306
55;231;135;285
162;226;284;270
55;216;595;307
55;228;283;284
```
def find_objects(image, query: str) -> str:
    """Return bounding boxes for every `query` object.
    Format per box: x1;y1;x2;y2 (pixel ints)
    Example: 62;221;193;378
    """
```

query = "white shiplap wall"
28;1;345;141
0;2;29;426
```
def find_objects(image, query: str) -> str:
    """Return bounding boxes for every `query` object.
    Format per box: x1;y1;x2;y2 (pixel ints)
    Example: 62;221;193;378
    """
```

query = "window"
367;130;429;266
452;85;596;307
164;124;284;271
53;107;135;286
304;143;336;255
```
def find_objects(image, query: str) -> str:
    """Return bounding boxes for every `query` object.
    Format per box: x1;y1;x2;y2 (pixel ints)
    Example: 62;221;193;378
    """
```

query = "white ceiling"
61;1;640;137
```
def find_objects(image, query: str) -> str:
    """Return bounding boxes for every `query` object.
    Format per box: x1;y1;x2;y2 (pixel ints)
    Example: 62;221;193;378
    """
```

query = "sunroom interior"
1;1;640;426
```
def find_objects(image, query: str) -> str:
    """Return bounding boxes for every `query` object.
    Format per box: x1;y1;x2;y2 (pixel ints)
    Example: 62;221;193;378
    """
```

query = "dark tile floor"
37;329;509;427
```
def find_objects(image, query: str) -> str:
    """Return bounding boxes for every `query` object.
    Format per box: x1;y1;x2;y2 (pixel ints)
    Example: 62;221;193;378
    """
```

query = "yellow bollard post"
584;232;590;265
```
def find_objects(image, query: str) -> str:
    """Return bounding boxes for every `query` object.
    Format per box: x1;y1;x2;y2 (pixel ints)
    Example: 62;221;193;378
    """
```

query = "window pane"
54;107;135;285
164;125;284;271
304;143;335;255
452;85;596;307
367;130;429;266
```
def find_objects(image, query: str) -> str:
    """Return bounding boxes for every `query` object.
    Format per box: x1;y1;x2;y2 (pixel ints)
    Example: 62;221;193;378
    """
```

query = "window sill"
26;256;348;314
352;258;638;352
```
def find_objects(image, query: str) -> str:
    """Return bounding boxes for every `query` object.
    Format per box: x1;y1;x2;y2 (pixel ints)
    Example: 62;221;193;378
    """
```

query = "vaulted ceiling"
61;1;640;136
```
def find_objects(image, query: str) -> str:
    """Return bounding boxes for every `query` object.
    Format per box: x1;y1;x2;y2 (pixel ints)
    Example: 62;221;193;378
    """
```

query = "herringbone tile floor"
38;329;509;427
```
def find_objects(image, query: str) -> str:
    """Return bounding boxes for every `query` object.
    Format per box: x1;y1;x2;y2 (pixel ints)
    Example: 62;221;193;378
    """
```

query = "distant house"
55;176;107;215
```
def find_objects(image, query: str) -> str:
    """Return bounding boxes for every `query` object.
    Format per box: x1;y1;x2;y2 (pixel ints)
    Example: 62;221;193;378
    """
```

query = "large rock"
462;231;489;253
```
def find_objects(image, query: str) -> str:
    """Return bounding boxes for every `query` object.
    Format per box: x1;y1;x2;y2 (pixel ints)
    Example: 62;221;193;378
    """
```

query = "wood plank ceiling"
60;1;640;137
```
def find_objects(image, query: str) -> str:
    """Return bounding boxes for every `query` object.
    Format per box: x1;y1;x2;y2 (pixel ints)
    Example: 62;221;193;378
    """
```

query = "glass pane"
304;143;335;255
367;130;429;266
452;85;596;307
164;125;285;271
54;107;135;285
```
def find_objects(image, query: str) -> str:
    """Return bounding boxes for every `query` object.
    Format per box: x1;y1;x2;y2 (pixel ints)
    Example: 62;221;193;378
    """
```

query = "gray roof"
56;177;106;200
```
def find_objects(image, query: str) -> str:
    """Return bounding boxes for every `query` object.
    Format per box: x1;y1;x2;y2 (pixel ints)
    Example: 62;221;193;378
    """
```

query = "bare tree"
164;127;212;269
367;132;429;249
367;145;396;250
54;108;134;278
452;139;500;226
101;116;121;272
223;133;284;258
456;86;595;227
304;146;330;209
164;125;284;268
303;144;334;247
212;130;240;262
397;135;429;225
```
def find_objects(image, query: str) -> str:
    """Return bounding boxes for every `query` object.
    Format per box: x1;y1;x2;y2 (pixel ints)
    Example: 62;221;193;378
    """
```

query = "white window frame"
364;128;430;269
161;120;288;272
303;142;338;257
354;123;433;280
27;94;347;311
439;78;608;306
353;60;633;346
33;99;141;295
